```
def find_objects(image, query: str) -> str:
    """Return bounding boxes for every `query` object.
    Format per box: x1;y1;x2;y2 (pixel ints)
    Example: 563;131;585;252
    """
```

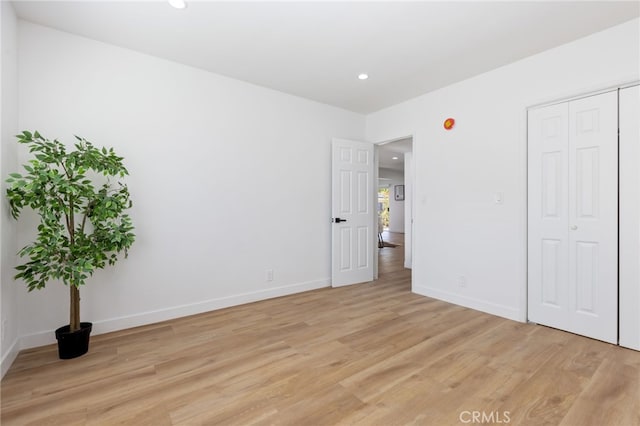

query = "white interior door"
567;92;618;342
331;138;375;287
528;102;570;330
528;91;618;344
619;85;640;350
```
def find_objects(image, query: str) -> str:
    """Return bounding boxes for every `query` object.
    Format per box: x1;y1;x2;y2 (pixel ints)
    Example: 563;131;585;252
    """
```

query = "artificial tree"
5;131;135;337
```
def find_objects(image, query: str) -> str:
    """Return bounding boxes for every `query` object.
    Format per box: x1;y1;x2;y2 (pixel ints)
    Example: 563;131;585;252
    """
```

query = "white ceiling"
11;1;640;114
379;138;412;172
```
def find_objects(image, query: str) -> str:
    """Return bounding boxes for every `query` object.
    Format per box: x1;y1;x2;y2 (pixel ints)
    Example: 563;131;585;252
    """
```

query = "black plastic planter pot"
55;322;93;359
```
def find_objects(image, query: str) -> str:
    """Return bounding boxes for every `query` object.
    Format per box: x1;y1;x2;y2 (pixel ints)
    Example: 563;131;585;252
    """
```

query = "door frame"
373;134;415;281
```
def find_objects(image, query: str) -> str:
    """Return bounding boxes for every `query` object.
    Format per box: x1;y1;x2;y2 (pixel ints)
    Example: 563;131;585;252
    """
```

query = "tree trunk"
67;195;80;332
70;285;80;332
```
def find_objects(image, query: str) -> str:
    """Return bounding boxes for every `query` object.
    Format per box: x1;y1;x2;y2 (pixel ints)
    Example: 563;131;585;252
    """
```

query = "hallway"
378;231;409;277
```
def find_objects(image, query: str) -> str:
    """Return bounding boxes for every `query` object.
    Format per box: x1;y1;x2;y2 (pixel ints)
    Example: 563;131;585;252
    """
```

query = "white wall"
0;1;20;378
366;18;640;322
16;21;365;348
378;167;405;233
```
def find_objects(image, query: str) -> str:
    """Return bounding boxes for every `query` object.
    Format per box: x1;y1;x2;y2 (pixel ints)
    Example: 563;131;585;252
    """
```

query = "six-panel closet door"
528;90;618;344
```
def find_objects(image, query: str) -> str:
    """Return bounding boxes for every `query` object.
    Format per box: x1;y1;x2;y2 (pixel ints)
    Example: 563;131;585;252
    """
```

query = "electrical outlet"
266;269;274;282
458;275;467;288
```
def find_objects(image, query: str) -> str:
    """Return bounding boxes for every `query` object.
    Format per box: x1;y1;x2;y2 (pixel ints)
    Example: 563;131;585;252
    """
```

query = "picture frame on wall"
394;184;405;201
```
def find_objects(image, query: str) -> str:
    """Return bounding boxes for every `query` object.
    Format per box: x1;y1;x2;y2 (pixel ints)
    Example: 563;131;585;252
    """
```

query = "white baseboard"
1;337;19;379
19;278;331;350
413;284;523;323
619;340;640;351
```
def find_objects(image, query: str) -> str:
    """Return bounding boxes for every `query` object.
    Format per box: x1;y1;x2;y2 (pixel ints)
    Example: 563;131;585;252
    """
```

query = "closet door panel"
528;103;570;330
620;85;640;350
568;91;618;344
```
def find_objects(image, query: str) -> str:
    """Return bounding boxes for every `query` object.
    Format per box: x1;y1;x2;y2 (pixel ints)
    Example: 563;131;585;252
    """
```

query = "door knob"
570;225;578;230
333;218;347;223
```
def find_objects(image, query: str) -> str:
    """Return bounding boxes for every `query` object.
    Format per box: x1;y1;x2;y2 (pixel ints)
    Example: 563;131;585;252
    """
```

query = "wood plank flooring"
2;232;639;425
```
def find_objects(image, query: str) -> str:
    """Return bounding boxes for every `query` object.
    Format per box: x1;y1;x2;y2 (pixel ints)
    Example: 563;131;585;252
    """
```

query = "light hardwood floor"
2;232;639;425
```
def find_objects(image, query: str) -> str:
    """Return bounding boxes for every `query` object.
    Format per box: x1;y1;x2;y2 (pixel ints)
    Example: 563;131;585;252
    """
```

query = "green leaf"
5;130;135;304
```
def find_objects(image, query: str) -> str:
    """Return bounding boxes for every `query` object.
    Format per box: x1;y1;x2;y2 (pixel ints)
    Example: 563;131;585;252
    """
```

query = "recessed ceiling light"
392;156;399;160
358;73;369;80
169;0;187;9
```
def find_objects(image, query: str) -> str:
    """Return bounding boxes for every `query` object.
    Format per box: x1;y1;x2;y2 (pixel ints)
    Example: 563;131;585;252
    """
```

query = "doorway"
376;137;413;276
